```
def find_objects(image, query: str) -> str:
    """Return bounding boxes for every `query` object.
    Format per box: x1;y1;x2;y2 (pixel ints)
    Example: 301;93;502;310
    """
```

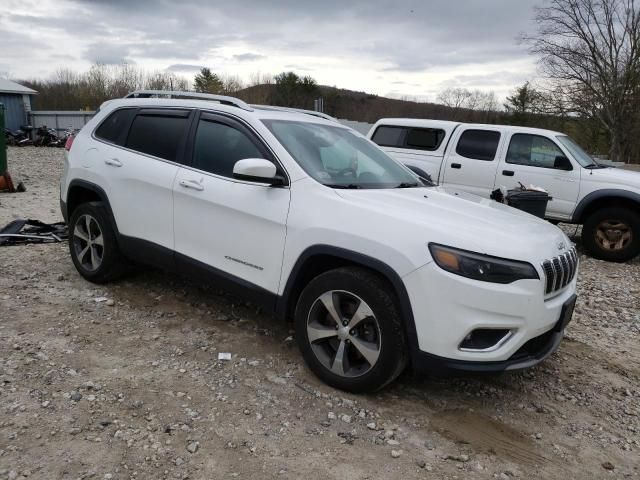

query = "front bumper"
411;294;575;373
403;260;577;371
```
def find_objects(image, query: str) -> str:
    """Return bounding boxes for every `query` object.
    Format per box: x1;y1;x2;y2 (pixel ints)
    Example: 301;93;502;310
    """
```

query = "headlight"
428;243;539;284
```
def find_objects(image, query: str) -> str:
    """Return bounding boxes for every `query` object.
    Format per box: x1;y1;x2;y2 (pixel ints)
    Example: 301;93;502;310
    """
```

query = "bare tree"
437;88;473;110
221;74;244;94
525;0;640;162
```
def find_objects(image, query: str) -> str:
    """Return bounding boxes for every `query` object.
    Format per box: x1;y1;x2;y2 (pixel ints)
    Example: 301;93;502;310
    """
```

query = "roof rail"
251;104;338;122
124;90;253;111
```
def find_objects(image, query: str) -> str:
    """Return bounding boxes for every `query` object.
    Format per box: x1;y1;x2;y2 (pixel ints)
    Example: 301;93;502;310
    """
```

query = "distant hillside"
234;84;502;124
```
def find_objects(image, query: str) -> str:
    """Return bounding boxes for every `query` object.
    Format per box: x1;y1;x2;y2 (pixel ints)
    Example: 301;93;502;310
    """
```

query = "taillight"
65;135;75;151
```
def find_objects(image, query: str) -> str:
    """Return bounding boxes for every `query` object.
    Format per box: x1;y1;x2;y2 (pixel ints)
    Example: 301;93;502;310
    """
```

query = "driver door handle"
451;163;462;169
179;179;204;191
502;170;515;176
104;158;122;167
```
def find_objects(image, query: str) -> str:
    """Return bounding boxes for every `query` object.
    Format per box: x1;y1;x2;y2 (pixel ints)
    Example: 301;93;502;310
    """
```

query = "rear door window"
371;125;445;151
94;108;136;145
455;129;501;161
125;110;190;162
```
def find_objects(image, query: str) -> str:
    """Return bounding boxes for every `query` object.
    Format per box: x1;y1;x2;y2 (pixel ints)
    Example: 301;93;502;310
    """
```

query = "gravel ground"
1;147;639;480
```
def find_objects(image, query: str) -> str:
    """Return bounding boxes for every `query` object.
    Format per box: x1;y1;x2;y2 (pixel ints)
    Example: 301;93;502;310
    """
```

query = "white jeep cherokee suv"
60;90;578;392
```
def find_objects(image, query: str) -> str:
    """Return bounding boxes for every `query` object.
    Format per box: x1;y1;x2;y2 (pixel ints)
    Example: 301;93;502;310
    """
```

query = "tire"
582;207;640;262
68;201;129;283
294;267;408;393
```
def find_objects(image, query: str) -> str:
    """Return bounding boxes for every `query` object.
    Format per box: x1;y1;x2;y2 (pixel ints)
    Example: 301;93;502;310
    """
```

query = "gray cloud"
1;0;540;97
166;64;206;72
83;43;131;64
232;53;266;62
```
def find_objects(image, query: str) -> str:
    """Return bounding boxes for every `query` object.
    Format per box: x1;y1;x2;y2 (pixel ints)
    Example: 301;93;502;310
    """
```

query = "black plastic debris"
0;219;68;246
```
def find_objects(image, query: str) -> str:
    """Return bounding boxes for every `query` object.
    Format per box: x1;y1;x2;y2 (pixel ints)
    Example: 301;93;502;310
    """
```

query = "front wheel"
582;207;640;262
294;267;408;393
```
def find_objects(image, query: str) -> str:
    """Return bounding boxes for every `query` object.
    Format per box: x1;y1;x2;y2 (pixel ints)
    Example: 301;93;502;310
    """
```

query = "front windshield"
263;120;421;189
556;135;598;167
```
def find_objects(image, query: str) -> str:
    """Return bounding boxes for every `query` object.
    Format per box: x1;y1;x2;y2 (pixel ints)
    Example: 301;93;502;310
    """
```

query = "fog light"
459;329;513;352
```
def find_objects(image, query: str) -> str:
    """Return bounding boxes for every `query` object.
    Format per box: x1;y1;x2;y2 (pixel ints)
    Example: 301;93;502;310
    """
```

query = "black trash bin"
506;190;550;219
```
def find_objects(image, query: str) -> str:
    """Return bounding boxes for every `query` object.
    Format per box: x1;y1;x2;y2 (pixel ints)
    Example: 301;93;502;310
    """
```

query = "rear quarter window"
94;108;137;145
371;125;445;151
455;129;501;161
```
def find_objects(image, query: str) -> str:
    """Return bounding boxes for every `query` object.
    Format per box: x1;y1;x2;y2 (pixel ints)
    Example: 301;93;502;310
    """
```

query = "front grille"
542;247;578;295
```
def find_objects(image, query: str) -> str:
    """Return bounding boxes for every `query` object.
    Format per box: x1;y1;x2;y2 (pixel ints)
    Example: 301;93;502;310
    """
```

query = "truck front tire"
582;207;640;262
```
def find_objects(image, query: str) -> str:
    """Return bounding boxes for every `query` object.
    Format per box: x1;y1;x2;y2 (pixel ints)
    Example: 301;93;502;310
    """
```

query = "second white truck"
368;118;640;262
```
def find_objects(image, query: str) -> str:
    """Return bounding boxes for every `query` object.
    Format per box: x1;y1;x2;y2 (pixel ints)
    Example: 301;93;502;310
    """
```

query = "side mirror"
554;155;573;171
232;158;286;186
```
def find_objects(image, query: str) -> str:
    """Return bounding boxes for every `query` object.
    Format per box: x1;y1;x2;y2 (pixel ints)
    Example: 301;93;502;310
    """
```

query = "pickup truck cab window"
371;125;445;151
455;129;501;161
506;134;569;170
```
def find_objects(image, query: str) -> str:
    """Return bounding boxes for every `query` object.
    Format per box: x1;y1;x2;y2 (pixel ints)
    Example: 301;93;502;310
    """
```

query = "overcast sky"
0;0;541;101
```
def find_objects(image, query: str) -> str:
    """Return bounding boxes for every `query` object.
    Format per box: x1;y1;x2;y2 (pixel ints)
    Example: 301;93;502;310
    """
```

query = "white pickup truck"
368;118;640;262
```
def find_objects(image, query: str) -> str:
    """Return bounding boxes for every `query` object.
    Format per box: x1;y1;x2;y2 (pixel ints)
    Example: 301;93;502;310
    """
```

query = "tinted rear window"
125;113;189;162
372;125;444;151
455;129;501;161
94;108;136;145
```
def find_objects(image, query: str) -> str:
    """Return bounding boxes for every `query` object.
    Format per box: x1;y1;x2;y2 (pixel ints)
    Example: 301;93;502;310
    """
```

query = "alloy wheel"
72;214;104;271
306;290;381;378
595;220;632;251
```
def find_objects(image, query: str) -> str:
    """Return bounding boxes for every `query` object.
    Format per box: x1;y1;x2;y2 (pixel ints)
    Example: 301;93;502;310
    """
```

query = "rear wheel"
69;202;129;283
294;267;407;393
582;207;640;262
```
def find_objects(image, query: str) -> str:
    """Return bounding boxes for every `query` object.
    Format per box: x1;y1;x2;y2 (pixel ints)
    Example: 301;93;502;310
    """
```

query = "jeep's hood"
334;186;570;262
584;166;640;189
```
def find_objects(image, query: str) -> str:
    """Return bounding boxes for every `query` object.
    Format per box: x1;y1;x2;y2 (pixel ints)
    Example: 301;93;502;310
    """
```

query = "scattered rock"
391;449;402;458
602;462;615;471
187;441;200;454
339;414;352;423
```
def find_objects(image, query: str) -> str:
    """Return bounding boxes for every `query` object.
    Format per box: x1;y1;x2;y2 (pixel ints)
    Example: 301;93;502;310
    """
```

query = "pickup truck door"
172;112;290;297
441;127;503;197
495;132;581;220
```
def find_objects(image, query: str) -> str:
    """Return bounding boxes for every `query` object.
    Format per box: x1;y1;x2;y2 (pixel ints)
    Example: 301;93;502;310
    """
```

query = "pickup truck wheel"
294;267;407;393
582;207;640;262
69;201;128;283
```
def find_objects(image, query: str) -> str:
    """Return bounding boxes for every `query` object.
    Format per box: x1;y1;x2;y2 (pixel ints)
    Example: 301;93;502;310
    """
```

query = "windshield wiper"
585;163;608;169
395;182;420;188
325;183;362;189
